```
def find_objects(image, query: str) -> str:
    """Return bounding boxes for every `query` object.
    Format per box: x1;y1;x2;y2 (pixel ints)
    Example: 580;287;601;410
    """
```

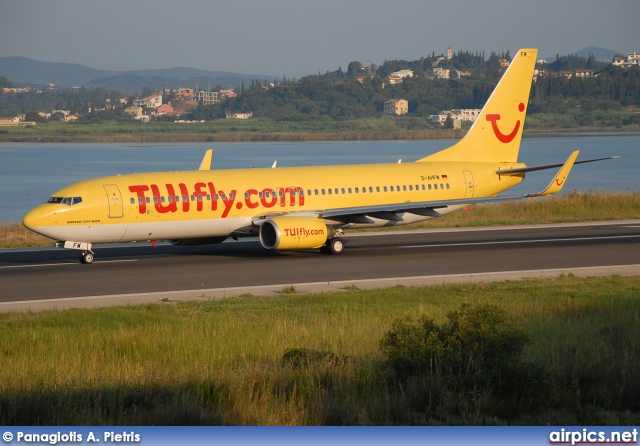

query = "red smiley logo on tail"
486;103;525;143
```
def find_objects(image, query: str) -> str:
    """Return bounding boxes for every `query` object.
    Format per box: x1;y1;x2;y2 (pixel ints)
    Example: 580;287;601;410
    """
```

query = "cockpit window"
48;196;82;206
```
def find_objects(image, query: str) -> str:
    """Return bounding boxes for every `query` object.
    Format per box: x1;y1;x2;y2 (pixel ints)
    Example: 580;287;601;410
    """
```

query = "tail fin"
418;48;538;163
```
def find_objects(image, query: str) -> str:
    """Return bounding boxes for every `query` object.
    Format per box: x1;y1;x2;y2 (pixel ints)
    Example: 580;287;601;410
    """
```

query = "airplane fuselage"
23;160;525;244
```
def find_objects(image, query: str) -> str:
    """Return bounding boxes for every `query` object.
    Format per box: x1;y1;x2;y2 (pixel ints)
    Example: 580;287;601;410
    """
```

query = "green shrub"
281;348;339;368
379;302;532;394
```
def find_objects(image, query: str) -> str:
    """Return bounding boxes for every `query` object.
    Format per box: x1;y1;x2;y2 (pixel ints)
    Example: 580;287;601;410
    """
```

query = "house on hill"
384;99;408;116
387;70;413;85
155;103;174;116
134;94;162;109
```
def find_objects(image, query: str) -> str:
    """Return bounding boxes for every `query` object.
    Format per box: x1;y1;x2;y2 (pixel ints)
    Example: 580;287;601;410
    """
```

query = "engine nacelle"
167;236;227;246
259;217;333;251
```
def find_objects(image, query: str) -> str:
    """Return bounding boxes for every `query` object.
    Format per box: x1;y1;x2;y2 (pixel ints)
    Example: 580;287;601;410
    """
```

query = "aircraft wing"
321;195;522;221
321;151;583;222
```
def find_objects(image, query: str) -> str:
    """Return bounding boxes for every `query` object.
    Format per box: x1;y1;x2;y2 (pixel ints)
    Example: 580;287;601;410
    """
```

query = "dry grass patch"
0;222;52;248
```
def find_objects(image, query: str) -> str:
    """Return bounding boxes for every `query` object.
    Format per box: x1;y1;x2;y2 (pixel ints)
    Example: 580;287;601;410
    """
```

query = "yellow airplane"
23;48;615;264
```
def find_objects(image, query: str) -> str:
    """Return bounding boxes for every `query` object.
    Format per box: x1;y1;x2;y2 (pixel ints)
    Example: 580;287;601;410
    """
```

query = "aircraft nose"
22;205;53;232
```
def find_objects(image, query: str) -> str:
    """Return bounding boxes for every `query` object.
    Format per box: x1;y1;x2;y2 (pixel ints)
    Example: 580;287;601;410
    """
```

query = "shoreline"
1;125;638;144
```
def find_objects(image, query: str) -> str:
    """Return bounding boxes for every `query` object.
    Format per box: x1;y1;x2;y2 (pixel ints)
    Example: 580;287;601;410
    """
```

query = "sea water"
1;132;638;222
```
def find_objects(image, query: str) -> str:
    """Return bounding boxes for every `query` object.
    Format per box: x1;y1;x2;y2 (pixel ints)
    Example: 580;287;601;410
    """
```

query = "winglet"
199;149;213;171
528;150;579;197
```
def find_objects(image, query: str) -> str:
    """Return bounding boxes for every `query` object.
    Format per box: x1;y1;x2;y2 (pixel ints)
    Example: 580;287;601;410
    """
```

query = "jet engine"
259;216;334;250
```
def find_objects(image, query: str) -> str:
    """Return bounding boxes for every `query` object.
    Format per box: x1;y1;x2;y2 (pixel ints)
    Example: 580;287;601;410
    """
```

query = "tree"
141;86;154;98
443;113;454;129
24;111;46;123
347;61;363;78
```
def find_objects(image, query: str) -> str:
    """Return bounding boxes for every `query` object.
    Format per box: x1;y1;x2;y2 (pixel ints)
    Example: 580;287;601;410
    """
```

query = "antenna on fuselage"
272;161;277;168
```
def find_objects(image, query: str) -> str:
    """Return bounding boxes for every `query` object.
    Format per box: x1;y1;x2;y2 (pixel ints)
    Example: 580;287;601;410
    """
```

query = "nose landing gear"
79;250;95;264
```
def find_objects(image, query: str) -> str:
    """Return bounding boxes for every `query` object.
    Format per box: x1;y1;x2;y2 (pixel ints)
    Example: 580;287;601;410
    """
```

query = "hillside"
0;56;273;90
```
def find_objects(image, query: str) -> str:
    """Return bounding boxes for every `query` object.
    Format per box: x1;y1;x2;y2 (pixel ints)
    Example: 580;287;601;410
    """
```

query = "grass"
0;221;52;248
0;275;639;425
0;118;465;143
4;191;639;248
384;190;640;229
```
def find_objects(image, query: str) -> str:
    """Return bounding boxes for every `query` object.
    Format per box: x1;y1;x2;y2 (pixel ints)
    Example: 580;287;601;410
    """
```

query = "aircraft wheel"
326;237;344;255
79;251;95;264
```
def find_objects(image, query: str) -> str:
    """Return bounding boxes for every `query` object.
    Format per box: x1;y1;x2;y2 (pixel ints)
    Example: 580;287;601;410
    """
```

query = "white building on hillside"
134;94;162;109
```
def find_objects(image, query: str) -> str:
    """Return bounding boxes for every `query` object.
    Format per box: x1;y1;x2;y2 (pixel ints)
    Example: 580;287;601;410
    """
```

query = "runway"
1;220;639;312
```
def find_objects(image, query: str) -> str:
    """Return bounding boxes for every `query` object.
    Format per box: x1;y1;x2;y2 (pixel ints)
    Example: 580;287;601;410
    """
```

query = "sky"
1;0;638;79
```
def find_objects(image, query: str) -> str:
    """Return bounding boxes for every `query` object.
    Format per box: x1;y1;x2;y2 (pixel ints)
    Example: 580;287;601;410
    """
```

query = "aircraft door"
276;187;286;207
104;184;124;218
462;170;475;198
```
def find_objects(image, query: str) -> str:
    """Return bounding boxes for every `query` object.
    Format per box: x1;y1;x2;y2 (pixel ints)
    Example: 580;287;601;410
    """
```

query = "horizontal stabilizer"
497;155;619;175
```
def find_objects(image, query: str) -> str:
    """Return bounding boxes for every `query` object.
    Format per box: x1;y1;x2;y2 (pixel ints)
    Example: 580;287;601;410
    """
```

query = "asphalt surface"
1;221;639;312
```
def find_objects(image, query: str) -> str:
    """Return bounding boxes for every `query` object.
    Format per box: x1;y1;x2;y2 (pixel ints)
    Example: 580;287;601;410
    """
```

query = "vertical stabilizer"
418;49;538;163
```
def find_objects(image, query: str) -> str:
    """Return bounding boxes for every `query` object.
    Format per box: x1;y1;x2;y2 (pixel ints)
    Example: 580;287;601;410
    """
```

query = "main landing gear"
320;237;344;255
79;250;95;264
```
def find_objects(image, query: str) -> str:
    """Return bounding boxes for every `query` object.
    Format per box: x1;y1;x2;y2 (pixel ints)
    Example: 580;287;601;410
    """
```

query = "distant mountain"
0;56;273;91
574;46;621;62
541;47;621;63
